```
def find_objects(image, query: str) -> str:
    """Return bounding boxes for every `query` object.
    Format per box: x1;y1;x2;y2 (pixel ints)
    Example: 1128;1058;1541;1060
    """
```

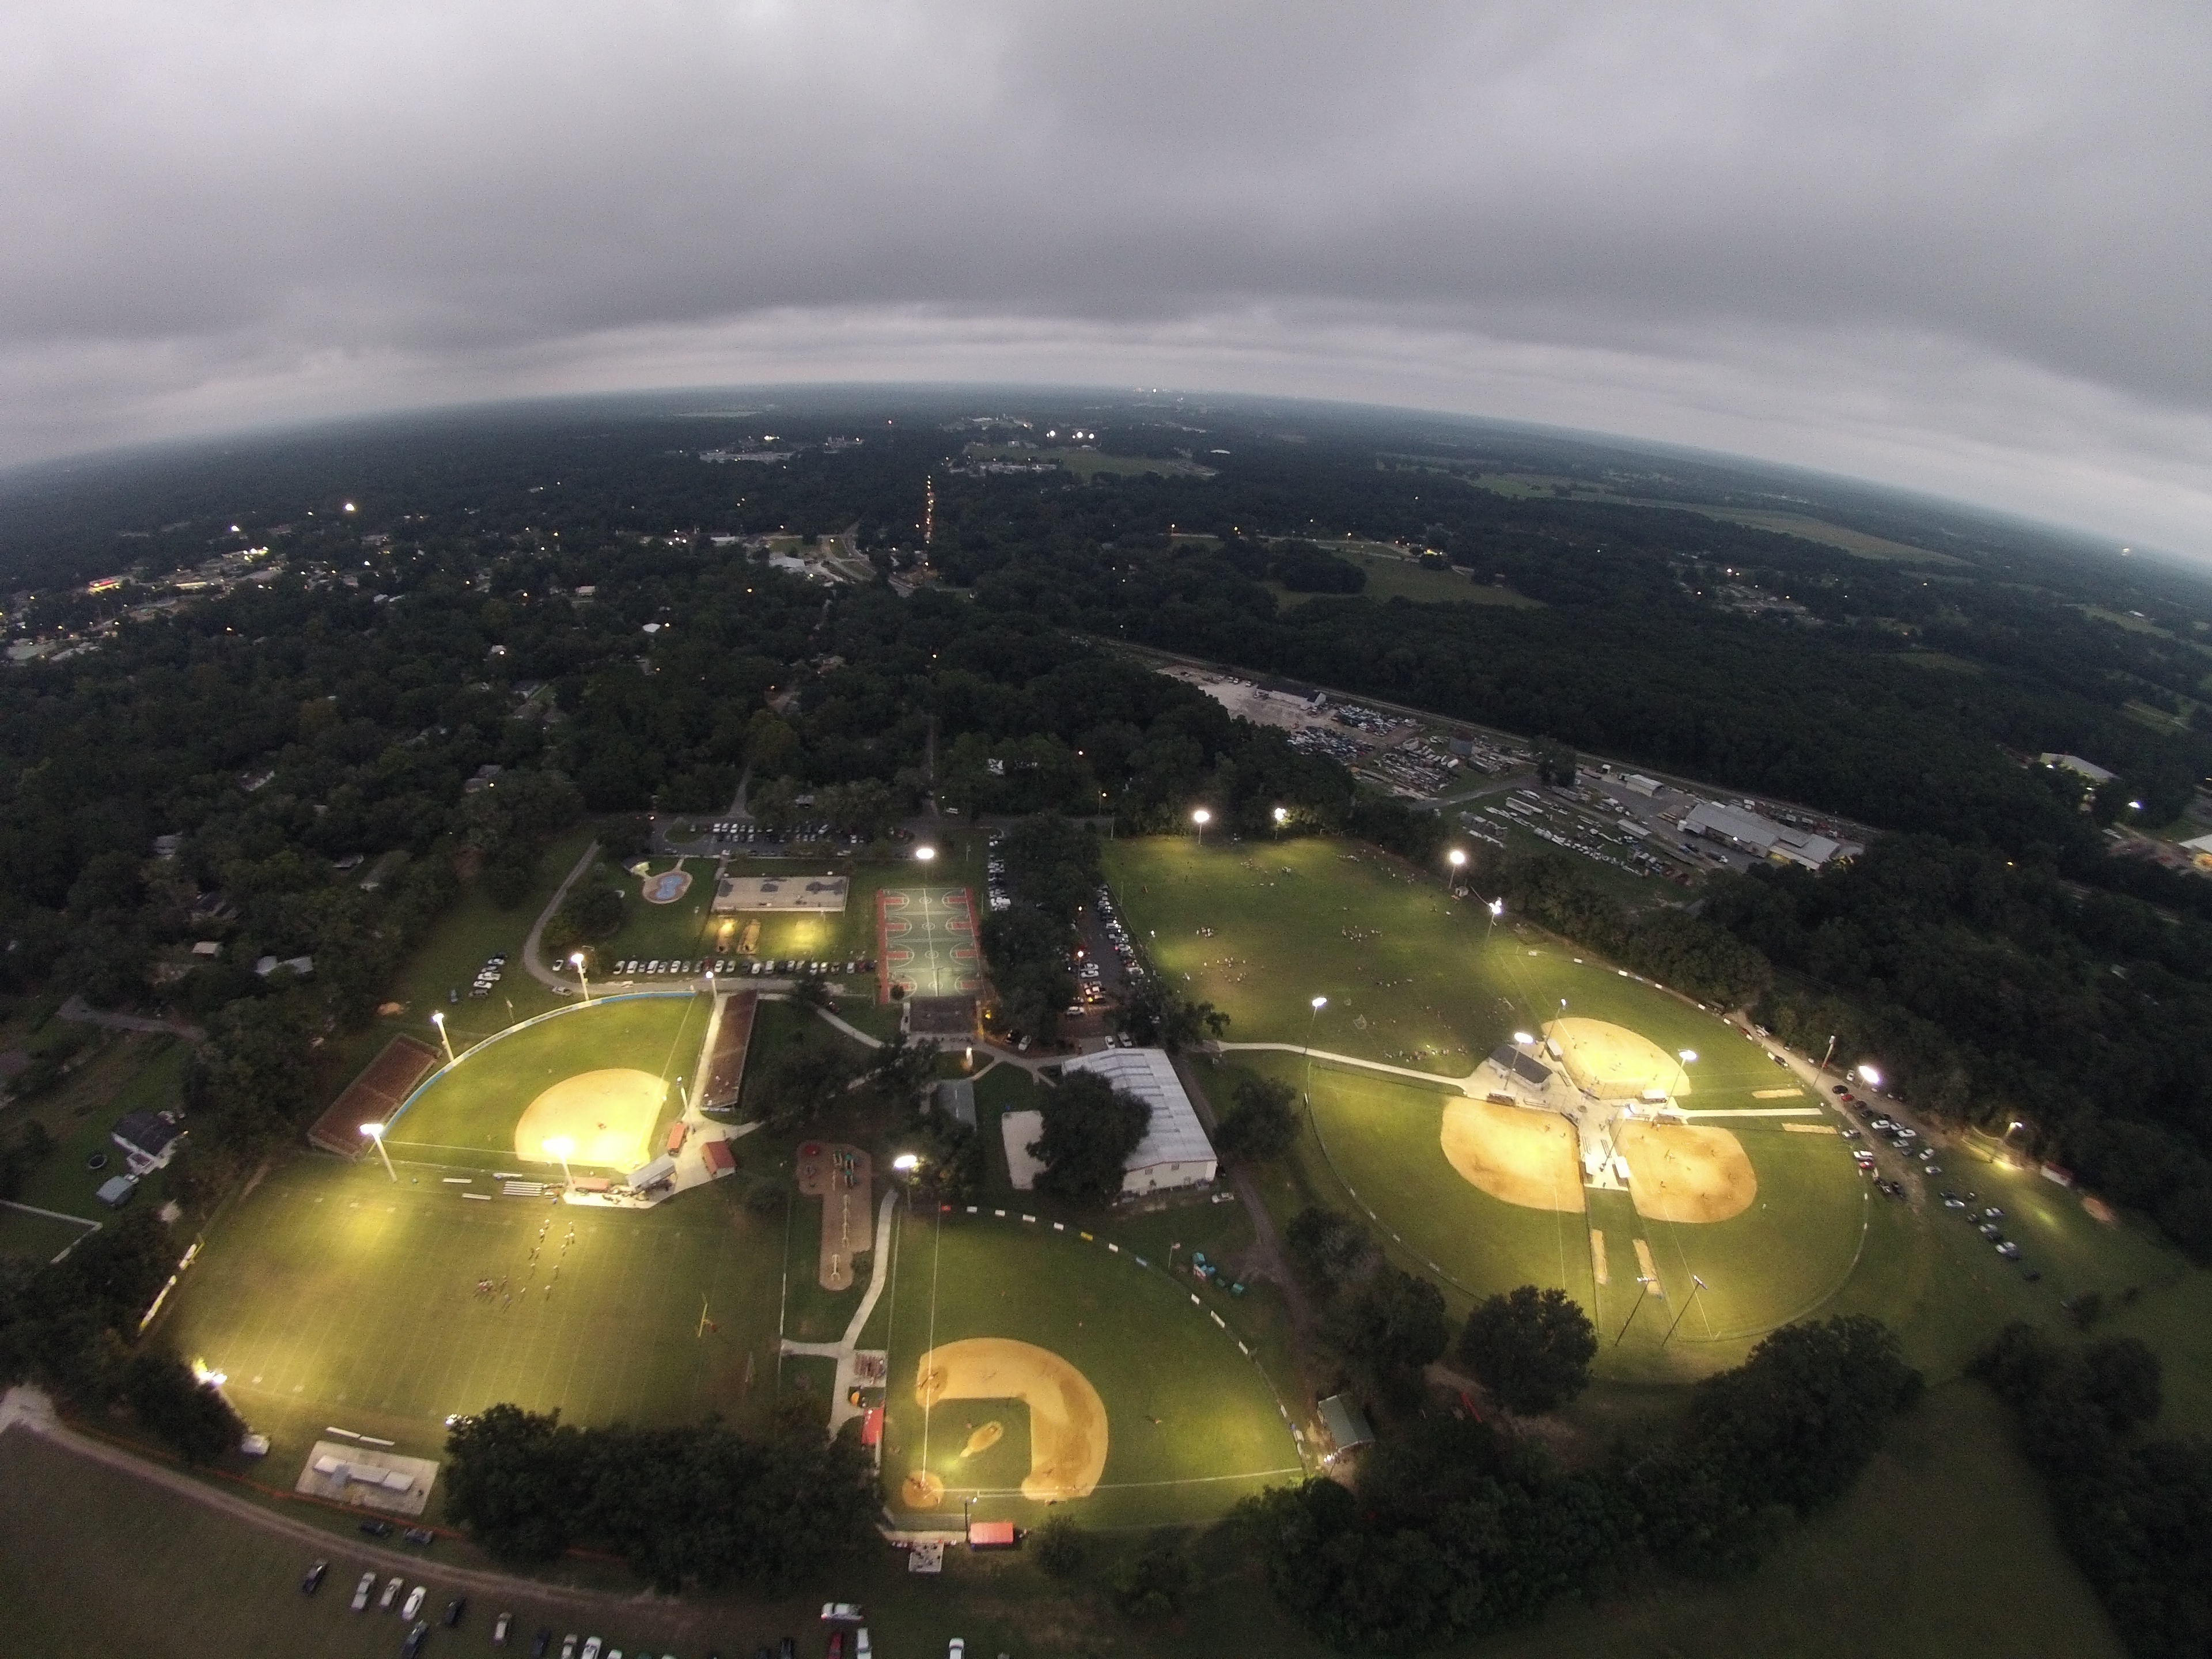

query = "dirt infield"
702;991;757;1110
797;1141;872;1291
1618;1120;1757;1223
1543;1017;1691;1100
306;1036;440;1154
911;1337;1108;1503
1440;1097;1586;1213
513;1068;667;1171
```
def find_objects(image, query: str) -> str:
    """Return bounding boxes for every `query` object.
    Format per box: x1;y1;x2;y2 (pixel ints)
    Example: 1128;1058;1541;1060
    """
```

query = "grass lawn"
881;1207;1303;1528
0;1372;2122;1659
153;1151;791;1490
0;1204;96;1263
384;993;710;1171
1;1031;190;1219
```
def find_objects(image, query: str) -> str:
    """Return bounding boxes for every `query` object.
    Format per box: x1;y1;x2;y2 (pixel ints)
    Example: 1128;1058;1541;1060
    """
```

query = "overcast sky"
5;2;2210;552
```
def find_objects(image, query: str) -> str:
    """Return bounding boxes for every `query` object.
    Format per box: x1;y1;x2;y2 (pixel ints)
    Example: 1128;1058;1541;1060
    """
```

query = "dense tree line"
1239;1315;1921;1652
443;1402;878;1590
1972;1325;2210;1658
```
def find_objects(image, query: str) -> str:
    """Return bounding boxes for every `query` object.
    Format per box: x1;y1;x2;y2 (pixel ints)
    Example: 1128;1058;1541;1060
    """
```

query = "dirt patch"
1784;1122;1839;1135
1440;1097;1585;1213
702;991;757;1111
2082;1194;2116;1225
1617;1120;1756;1223
796;1141;872;1291
1544;1017;1690;1100
912;1338;1108;1502
513;1068;666;1172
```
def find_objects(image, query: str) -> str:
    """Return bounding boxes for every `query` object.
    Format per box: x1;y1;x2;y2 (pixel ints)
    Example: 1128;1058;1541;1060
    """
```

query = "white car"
823;1603;865;1623
379;1577;403;1611
856;1630;872;1659
948;1640;965;1659
350;1572;377;1612
582;1639;603;1659
402;1585;427;1620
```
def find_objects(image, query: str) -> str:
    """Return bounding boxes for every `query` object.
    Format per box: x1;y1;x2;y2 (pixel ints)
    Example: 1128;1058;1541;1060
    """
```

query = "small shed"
701;1138;737;1177
1319;1393;1376;1456
967;1520;1017;1550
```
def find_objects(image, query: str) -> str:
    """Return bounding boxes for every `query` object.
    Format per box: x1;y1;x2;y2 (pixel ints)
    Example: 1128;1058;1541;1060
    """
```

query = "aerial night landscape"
5;6;2212;1658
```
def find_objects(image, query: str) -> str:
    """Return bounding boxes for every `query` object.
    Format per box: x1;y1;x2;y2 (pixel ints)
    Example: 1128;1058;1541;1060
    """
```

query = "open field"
881;1207;1302;1528
0;1031;189;1219
0;1205;96;1263
383;993;706;1171
0;1373;2124;1659
153;1152;790;1483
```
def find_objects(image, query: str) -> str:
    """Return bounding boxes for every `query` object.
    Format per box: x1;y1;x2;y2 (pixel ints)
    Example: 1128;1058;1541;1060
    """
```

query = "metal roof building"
1060;1046;1218;1195
1680;800;1855;870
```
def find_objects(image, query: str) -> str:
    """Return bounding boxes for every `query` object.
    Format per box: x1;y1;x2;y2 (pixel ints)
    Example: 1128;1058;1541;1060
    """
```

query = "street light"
1678;1049;1698;1065
1272;806;1287;839
1483;895;1504;948
570;952;592;1003
360;1122;397;1181
1447;848;1466;893
915;844;937;865
1513;1030;1535;1047
892;1153;920;1174
1192;808;1211;843
430;1009;454;1063
543;1135;575;1193
1304;995;1327;1104
1857;1063;1883;1089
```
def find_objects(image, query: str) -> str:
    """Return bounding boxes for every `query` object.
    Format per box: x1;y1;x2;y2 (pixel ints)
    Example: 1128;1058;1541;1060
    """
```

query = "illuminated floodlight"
1448;849;1467;868
543;1135;577;1191
1513;1031;1535;1046
915;844;937;863
1311;995;1328;1011
571;951;593;1002
1488;898;1504;918
430;1007;454;1061
1192;808;1210;825
891;1153;921;1173
1272;806;1287;823
1679;1049;1698;1064
1857;1064;1883;1088
359;1121;397;1180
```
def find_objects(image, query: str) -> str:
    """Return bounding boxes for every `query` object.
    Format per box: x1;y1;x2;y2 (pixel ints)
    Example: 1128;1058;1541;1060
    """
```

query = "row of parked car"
609;957;873;979
1830;1084;2039;1277
703;821;869;852
467;953;509;999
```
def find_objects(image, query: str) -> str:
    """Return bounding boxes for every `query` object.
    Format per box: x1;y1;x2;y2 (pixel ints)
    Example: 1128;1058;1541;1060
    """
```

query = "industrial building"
1678;800;1859;870
1001;1046;1219;1197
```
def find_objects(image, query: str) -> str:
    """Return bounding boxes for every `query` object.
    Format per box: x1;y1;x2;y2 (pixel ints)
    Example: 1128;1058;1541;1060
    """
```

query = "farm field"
880;1207;1303;1529
152;1152;790;1484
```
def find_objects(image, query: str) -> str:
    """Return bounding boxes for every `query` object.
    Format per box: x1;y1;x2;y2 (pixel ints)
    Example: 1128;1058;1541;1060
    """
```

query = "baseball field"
381;993;707;1172
880;1207;1304;1529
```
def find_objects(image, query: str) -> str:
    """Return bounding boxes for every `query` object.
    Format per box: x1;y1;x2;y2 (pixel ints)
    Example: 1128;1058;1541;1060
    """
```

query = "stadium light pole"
1192;808;1211;844
1447;847;1465;895
571;952;592;1004
430;1009;454;1063
1272;805;1287;839
1304;995;1327;1104
915;844;936;866
1483;896;1504;948
359;1122;397;1182
1615;1275;1656;1346
544;1135;575;1194
1661;1275;1708;1345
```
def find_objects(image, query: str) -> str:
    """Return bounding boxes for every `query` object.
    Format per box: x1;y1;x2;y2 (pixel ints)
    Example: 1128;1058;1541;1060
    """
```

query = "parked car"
351;1571;377;1612
403;1622;431;1659
1998;1242;2022;1260
302;1560;328;1594
444;1595;468;1627
822;1605;866;1624
379;1576;404;1611
360;1518;396;1538
404;1527;435;1546
493;1611;512;1645
402;1585;427;1620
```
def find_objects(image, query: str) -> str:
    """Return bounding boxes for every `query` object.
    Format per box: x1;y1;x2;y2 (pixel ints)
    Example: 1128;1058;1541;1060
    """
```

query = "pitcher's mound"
914;1338;1107;1501
1544;1017;1692;1101
1441;1098;1585;1213
1618;1120;1756;1222
514;1068;665;1171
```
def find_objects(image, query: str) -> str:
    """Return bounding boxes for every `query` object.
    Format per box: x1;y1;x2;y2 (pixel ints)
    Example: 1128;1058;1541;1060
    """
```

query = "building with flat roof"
2040;752;2116;785
1058;1047;1218;1195
1679;800;1857;870
713;874;850;914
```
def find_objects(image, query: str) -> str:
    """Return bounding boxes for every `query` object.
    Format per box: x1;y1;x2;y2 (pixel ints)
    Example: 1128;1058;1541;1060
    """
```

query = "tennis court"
877;886;979;999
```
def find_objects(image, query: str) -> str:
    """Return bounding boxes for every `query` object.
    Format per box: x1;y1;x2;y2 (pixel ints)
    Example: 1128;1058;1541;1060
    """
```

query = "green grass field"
153;1153;790;1484
881;1208;1303;1528
0;1030;190;1221
384;993;709;1171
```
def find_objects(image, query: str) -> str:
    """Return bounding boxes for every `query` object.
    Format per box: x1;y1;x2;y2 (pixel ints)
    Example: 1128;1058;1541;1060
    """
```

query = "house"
112;1111;185;1175
254;954;315;979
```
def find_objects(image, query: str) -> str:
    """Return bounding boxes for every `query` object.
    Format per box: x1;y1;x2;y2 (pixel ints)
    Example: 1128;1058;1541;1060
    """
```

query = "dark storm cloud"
3;2;2209;548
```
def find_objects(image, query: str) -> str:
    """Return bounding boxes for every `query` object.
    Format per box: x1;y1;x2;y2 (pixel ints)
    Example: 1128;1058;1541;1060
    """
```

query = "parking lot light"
430;1009;454;1063
1192;808;1211;843
570;952;592;1003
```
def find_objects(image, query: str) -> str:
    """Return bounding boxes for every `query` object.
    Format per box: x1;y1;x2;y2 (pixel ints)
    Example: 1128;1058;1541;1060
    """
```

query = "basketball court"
877;885;979;1000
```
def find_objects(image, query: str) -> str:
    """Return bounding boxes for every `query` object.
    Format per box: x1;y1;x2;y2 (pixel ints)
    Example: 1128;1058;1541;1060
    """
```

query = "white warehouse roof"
1680;800;1852;870
1060;1047;1217;1180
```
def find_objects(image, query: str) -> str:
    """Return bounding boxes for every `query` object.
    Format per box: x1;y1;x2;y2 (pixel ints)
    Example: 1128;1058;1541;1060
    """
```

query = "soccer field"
880;1207;1303;1528
382;993;708;1172
154;1154;788;1487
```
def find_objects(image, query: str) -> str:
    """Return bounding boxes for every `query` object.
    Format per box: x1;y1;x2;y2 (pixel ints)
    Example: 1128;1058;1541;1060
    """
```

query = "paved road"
519;839;601;991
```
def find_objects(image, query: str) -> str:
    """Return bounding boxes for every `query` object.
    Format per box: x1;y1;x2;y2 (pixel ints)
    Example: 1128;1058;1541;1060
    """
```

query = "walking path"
520;839;602;991
56;995;203;1041
781;1187;900;1435
1213;1040;1476;1094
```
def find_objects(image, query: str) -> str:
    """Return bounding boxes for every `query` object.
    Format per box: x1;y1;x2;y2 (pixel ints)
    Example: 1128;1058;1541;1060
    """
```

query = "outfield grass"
385;993;709;1170
881;1207;1303;1528
154;1153;790;1488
